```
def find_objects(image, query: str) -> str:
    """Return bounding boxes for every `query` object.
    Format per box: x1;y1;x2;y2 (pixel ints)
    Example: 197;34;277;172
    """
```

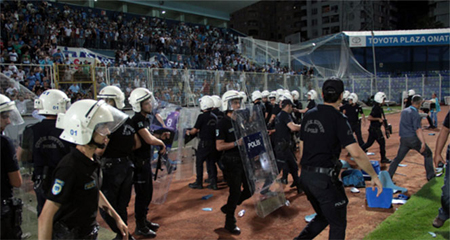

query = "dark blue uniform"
193;111;219;185
341;103;365;147
361;103;388;161
131;113;154;225
25;119;73;216
297;104;356;239
274;110;300;190
47;148;101;239
216;115;252;231
99;118;136;236
1;135;22;239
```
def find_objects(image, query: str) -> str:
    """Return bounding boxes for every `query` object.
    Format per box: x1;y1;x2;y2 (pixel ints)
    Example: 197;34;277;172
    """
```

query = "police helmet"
222;90;242;111
128;88;157;112
199;96;214;111
98;86;126;110
374;92;387;104
0;94;24;127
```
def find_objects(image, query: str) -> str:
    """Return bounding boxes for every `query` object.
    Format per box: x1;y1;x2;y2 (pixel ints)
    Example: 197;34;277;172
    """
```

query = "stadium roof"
123;0;259;21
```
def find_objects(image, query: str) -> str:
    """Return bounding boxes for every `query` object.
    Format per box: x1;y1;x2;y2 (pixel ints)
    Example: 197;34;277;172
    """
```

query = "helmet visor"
1;103;24;126
92;102;128;135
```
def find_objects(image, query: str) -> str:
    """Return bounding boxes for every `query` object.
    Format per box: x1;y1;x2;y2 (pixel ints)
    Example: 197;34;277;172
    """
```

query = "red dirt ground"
98;106;449;240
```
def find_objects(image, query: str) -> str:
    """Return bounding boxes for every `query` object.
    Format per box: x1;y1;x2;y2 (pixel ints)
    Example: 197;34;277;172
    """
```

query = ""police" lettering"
247;138;261;149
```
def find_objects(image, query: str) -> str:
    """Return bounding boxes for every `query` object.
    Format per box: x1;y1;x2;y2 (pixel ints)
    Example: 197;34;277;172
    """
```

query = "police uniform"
306;99;316;110
361;103;389;161
253;101;266;119
192;110;219;187
47;148;101;239
217;115;252;231
131;112;155;229
274;110;301;191
298;104;356;239
99;118;135;236
341;103;365;147
24;119;72;216
213;108;225;120
292;100;303;124
1;135;23;239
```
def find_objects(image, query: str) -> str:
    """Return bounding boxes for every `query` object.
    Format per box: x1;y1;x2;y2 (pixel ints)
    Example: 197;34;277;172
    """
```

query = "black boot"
188;181;203;189
135;219;156;238
145;220;160;231
207;179;218;190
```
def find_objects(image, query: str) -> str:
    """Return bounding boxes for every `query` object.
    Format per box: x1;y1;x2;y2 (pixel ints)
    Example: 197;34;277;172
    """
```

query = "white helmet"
222;90;242;111
238;91;247;104
374;92;386;104
128;88;156;112
56;100;128;145
279;93;294;107
0;94;24;127
276;89;284;98
348;93;358;103
98;86;125;110
307;90;318;100
251;90;262;102
210;95;222;110
261;90;270;98
291;90;299;100
269;91;278;103
408;89;415;96
34;89;71;115
199;95;214;111
343;90;350;100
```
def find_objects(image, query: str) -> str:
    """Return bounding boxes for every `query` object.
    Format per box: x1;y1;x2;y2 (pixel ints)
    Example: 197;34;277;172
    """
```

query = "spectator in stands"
68;83;80;94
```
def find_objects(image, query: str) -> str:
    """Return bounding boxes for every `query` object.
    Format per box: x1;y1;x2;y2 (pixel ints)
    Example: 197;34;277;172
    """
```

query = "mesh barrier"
152;68;185;105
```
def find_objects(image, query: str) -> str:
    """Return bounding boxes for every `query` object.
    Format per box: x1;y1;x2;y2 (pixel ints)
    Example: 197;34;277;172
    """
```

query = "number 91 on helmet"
56;99;128;145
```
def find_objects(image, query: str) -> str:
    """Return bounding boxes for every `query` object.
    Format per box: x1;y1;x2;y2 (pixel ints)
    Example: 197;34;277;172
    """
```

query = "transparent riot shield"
174;107;200;180
232;107;286;218
150;104;179;204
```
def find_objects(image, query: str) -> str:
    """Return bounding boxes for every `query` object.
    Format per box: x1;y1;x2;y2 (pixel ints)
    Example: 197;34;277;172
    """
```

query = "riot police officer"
128;88;166;238
341;93;366;147
1;94;24;239
216;90;252;235
361;92;391;163
291;90;303;124
341;90;350;106
20;89;72;217
97;86;140;240
211;95;224;120
187;96;219;190
404;89;415;108
251;90;266;118
299;89;318;114
39;100;129;239
273;93;302;193
295;78;383;239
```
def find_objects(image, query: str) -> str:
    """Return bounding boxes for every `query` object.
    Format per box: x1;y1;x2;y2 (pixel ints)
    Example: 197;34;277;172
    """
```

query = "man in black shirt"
187;96;219;190
216;90;252;235
251;90;266;120
39;99;129;239
1;94;24;239
404;89;415;108
341;93;366;147
291;90;303;124
128;88;166;238
299;89;317;114
97;86;140;240
295;78;383;240
19;89;72;217
361;92;391;163
273;93;302;193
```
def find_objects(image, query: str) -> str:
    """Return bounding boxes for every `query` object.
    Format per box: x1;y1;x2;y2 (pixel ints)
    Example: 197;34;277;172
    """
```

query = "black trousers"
223;156;252;227
196;141;218;183
361;127;386;159
100;158;134;234
276;148;300;185
1;199;22;240
350;121;365;147
134;160;153;221
296;170;348;240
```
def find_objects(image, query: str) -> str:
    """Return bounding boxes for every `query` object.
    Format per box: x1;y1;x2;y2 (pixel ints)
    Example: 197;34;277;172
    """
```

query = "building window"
322;16;330;24
312;29;318;37
331;5;338;12
322;27;330;35
248;29;258;36
312;19;318;26
331;26;339;33
312;8;318;15
331;15;339;23
322;5;330;13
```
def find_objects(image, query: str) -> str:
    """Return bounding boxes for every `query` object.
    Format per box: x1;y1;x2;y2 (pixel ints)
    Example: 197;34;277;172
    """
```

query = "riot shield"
232;107;286;218
174;107;200;180
150;104;179;204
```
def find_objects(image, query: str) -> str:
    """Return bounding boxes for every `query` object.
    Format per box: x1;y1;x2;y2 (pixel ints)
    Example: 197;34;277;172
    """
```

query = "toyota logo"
352;37;361;43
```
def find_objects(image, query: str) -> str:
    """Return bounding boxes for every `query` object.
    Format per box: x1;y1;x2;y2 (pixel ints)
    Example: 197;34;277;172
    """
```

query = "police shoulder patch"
216;129;219;137
52;179;65;195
